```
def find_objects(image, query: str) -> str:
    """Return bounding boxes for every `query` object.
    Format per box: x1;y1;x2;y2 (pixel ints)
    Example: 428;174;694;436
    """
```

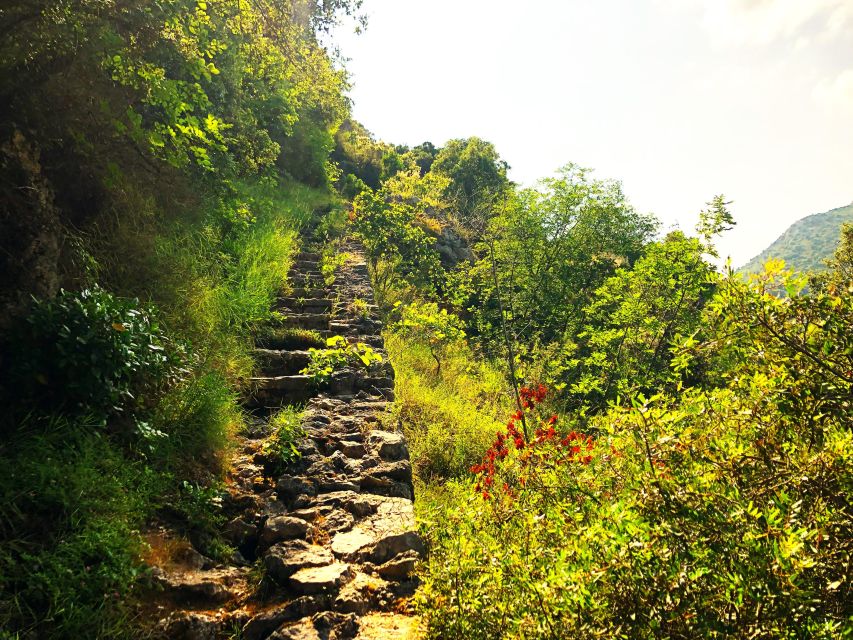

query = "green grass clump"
256;327;327;350
0;418;151;638
384;332;509;483
259;407;306;477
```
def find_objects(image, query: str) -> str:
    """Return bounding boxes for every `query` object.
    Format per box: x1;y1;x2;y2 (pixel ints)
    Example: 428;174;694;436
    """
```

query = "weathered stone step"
249;375;316;405
328;319;383;335
255;348;311;376
289;287;327;299
290;271;325;283
328;498;423;567
149;239;419;640
278;297;333;312
150;566;251;606
296;251;321;262
281;313;330;331
293;259;321;270
290;269;323;279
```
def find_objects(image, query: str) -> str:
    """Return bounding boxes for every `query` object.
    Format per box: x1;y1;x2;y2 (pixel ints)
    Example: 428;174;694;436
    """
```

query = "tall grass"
0;417;152;638
384;331;510;485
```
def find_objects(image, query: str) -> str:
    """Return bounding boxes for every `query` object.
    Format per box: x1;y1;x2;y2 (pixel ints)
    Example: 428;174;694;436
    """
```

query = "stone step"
150;566;250;606
296;251;321;262
328;319;383;335
278;297;333;312
249;375;316;405
290;269;323;279
280;313;330;331
293;259;321;270
289;272;325;283
151;239;419;639
289;287;327;298
254;348;312;376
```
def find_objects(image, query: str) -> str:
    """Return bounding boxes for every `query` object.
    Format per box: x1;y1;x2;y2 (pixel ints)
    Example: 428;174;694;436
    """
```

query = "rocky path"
147;240;422;639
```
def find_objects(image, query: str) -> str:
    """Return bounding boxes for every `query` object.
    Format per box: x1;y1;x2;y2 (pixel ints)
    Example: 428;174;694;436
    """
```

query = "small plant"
260;407;305;477
320;248;352;286
349;297;371;319
392;300;465;374
300;335;383;384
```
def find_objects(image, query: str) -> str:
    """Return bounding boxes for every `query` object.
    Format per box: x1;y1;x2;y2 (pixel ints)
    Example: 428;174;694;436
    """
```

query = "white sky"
332;0;853;267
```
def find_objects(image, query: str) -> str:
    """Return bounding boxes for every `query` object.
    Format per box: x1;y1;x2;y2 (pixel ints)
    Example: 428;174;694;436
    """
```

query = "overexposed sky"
332;0;853;266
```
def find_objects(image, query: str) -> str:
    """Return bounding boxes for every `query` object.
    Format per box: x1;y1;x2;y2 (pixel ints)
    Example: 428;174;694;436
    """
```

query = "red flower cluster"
469;383;597;499
519;383;547;409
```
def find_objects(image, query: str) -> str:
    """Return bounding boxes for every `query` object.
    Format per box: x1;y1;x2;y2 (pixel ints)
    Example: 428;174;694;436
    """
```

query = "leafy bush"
301;335;383;385
352;188;443;302
416;266;853;639
392;300;466;374
2;287;180;426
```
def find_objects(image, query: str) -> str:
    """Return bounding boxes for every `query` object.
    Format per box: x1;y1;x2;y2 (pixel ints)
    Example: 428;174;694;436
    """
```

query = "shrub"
259;407;306;477
391;300;466;374
2;287;180;427
300;335;383;385
416;266;853;639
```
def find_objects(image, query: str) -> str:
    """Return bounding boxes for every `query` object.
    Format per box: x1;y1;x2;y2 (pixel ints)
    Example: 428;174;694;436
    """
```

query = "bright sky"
332;0;853;267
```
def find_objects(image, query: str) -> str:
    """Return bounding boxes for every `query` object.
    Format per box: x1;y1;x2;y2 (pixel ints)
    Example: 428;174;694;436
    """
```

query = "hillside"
739;202;853;275
1;3;851;639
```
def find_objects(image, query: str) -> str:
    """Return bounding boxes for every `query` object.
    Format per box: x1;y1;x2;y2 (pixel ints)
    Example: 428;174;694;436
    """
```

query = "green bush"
415;267;853;639
259;407;306;478
301;335;384;385
2;287;180;426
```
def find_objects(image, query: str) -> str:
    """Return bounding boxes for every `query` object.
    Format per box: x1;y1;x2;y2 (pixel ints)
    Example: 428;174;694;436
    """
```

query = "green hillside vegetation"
0;2;851;639
0;0;353;635
739;202;853;275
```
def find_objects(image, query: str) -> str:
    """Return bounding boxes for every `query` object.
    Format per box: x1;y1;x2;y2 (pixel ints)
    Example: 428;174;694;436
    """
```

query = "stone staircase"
148;240;422;639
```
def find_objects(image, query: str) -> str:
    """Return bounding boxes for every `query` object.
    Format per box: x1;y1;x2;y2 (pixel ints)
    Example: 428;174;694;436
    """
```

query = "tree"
561;231;715;413
456;164;657;353
351;188;442;302
430;137;510;227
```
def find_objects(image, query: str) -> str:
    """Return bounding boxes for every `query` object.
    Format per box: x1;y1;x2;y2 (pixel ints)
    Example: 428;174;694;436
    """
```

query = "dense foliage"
2;1;851;637
0;0;356;636
337;120;851;637
413;262;853;638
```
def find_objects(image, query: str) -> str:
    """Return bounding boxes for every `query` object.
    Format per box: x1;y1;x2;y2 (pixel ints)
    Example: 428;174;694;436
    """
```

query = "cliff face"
0;130;61;331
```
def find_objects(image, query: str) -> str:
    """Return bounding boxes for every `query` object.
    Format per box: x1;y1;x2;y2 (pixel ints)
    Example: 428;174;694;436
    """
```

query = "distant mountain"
738;202;853;275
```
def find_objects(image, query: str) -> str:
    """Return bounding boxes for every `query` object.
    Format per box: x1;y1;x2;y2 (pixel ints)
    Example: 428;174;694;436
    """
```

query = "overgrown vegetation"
0;0;357;636
338;120;851;637
259;407;306;478
2;0;851;637
300;335;384;385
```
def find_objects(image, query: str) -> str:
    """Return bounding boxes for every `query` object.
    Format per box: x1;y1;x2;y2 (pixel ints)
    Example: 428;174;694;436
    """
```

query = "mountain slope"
739;202;853;275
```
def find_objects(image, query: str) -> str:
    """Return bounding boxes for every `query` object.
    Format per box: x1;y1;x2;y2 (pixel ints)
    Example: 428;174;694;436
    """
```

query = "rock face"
148;239;421;639
0;131;62;331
